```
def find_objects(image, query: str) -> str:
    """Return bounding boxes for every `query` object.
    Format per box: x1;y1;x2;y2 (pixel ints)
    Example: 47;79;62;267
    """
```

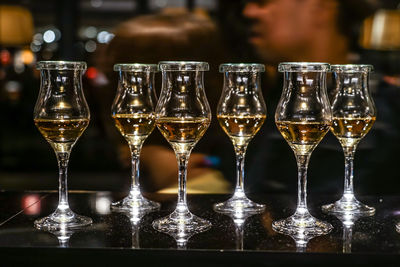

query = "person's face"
243;0;318;63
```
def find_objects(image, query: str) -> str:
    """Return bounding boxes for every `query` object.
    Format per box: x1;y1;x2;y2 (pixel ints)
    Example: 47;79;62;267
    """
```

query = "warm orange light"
21;49;34;64
360;9;400;50
0;6;34;46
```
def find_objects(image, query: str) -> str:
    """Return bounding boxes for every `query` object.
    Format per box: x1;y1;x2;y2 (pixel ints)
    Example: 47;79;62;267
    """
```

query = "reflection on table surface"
0;191;399;255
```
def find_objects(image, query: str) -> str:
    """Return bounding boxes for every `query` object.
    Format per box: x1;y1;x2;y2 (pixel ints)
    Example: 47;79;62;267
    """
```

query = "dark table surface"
0;191;400;266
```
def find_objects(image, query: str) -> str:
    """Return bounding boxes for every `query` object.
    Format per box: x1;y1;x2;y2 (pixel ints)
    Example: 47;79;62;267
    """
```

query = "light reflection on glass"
123;208;148;249
160;220;205;250
49;224;74;248
227;210;256;251
173;223;207;250
287;229;319;253
334;212;368;253
300;102;308;110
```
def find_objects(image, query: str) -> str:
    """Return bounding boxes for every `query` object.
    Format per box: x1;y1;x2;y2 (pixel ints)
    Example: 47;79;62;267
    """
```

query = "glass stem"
56;152;71;212
295;154;311;216
129;143;143;192
176;151;191;213
343;146;356;200
234;144;248;194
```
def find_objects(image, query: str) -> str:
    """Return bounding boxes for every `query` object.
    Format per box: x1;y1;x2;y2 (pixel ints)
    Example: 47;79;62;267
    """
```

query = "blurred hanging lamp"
360;5;400;85
0;5;34;46
360;6;400;51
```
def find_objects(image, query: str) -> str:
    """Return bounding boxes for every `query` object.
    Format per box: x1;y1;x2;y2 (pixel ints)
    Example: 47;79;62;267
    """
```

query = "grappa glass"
111;64;160;212
273;62;333;236
152;61;212;240
213;63;266;214
322;64;376;215
33;61;92;230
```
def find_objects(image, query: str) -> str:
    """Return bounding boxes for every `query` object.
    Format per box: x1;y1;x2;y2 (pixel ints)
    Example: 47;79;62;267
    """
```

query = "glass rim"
114;63;158;72
36;61;87;70
219;63;265;73
158;61;209;71
331;64;374;73
278;62;330;72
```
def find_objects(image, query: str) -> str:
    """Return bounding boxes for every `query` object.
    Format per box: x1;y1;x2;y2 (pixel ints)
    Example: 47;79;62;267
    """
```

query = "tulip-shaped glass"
213;63;267;214
152;61;212;238
322;64;376;215
273;62;333;235
33;61;92;230
111;64;160;212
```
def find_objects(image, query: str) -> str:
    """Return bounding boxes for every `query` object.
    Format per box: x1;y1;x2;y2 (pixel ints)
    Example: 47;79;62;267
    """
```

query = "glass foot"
213;191;265;214
272;212;332;236
322;195;375;215
111;189;160;212
152;206;211;244
34;208;92;231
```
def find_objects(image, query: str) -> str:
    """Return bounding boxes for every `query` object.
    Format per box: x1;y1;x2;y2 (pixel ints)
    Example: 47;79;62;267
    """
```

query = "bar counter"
0;191;399;266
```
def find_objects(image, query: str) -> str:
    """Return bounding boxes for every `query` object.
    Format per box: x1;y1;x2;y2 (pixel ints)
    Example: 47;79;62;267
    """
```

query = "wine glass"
33;61;92;230
152;61;212;240
111;64;160;212
273;62;333;236
322;64;376;215
213;63;267;215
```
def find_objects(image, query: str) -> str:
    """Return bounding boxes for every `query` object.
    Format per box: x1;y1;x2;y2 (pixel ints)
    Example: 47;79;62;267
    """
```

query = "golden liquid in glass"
156;117;210;153
276;121;330;155
113;113;155;145
331;117;375;147
34;118;89;152
217;114;266;146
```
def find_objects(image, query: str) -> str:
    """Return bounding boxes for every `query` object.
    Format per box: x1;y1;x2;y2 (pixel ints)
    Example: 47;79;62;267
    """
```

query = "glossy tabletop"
0;191;400;266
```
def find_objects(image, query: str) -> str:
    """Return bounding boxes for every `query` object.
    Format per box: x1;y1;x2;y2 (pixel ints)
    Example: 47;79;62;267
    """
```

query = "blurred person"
228;0;400;195
243;0;373;64
92;8;230;192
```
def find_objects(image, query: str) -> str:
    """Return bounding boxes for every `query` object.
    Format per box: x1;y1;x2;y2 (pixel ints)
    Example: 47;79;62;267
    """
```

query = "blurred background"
1;0;400;194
